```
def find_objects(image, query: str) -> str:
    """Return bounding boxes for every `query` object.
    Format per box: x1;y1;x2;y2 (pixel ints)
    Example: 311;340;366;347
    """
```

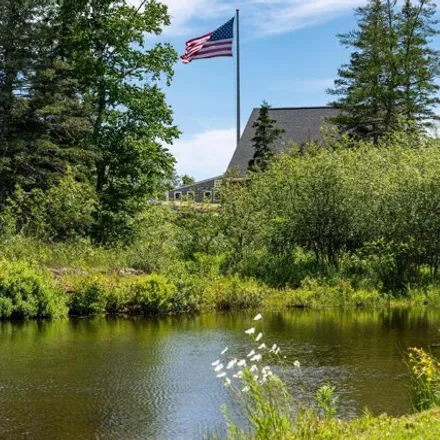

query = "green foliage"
220;133;440;293
248;101;285;172
408;347;440;412
222;369;294;440
0;0;179;242
329;0;440;140
315;384;339;420
68;276;109;316
124;205;181;273
265;278;384;309
0;260;67;319
204;277;266;311
123;274;177;315
1;170;97;241
175;204;225;260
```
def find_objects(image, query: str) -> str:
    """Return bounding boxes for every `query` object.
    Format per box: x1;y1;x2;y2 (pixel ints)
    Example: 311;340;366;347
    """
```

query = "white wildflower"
211;360;220;366
242;386;250;393
250;365;258;372
221;347;228;355
214;363;224;372
250;354;262;362
227;359;238;370
225;378;231;387
275;347;281;355
270;344;277;353
293;360;301;368
253;313;263;321
245;327;255;335
217;372;227;378
247;349;256;358
258;343;267;350
255;332;263;342
237;359;247;367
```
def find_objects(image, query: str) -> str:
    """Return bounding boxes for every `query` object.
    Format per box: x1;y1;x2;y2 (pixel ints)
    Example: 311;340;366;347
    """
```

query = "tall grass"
409;347;440;411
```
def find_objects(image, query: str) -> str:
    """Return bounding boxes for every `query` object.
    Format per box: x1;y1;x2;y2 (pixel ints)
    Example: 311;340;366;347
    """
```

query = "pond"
0;309;439;439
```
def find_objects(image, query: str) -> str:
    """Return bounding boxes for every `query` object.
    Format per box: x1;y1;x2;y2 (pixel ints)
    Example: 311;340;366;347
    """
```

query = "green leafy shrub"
68;276;109;316
204;277;266;311
0;260;67;319
1;169;97;242
123;275;178;315
125;205;181;273
266;278;384;309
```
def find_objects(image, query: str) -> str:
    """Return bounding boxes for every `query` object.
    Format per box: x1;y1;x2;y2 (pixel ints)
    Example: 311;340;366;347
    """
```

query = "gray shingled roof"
227;106;339;175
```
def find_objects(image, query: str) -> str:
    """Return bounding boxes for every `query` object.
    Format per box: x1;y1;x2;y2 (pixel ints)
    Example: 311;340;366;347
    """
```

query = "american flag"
181;17;235;64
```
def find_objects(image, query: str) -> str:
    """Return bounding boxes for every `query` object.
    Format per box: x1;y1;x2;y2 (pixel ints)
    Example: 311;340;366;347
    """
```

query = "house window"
174;191;182;201
204;191;212;200
213;190;220;202
187;191;195;201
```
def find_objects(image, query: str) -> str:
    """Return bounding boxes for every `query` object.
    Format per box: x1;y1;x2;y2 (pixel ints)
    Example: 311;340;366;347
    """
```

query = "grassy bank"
293;409;440;440
1;256;440;320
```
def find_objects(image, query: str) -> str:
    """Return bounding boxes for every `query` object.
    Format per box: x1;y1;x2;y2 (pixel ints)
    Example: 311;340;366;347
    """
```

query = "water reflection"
0;309;439;438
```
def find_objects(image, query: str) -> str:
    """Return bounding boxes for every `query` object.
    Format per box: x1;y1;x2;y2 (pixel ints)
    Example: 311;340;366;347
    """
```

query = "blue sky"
140;1;417;179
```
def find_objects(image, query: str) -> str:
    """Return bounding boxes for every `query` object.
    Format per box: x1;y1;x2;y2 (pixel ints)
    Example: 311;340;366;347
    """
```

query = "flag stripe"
195;46;232;56
181;17;234;64
187;40;232;56
185;32;212;45
190;53;233;61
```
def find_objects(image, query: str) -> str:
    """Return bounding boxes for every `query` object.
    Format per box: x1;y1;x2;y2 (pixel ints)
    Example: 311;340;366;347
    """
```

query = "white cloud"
168;128;236;180
164;0;230;36
151;0;365;37
248;0;364;35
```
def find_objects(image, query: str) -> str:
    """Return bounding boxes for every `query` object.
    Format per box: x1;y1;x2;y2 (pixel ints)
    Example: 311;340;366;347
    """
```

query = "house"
167;106;339;201
166;175;223;203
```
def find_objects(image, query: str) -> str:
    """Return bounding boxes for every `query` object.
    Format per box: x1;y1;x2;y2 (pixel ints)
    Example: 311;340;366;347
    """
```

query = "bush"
123;274;178;315
125;205;181;273
266;278;384;309
0;260;67;319
1;169;97;241
68;276;109;316
204;276;266;311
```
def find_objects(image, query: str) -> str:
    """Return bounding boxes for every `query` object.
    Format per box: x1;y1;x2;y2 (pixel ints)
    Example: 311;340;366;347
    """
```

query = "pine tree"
328;0;440;141
0;0;40;200
21;2;94;190
248;102;284;172
0;1;93;196
328;0;399;142
398;0;440;124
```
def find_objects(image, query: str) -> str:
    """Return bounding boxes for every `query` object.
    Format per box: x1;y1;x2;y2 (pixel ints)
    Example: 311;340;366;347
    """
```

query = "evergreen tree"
22;2;94;190
0;0;41;200
248;102;284;172
0;0;179;243
329;0;439;141
398;0;440;123
0;1;93;196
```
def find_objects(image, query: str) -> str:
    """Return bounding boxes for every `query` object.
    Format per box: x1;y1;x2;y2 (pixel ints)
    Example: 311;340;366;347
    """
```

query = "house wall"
168;177;222;203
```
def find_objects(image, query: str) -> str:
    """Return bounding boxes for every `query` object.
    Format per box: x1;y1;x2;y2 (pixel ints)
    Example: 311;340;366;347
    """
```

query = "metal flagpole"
236;9;241;148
